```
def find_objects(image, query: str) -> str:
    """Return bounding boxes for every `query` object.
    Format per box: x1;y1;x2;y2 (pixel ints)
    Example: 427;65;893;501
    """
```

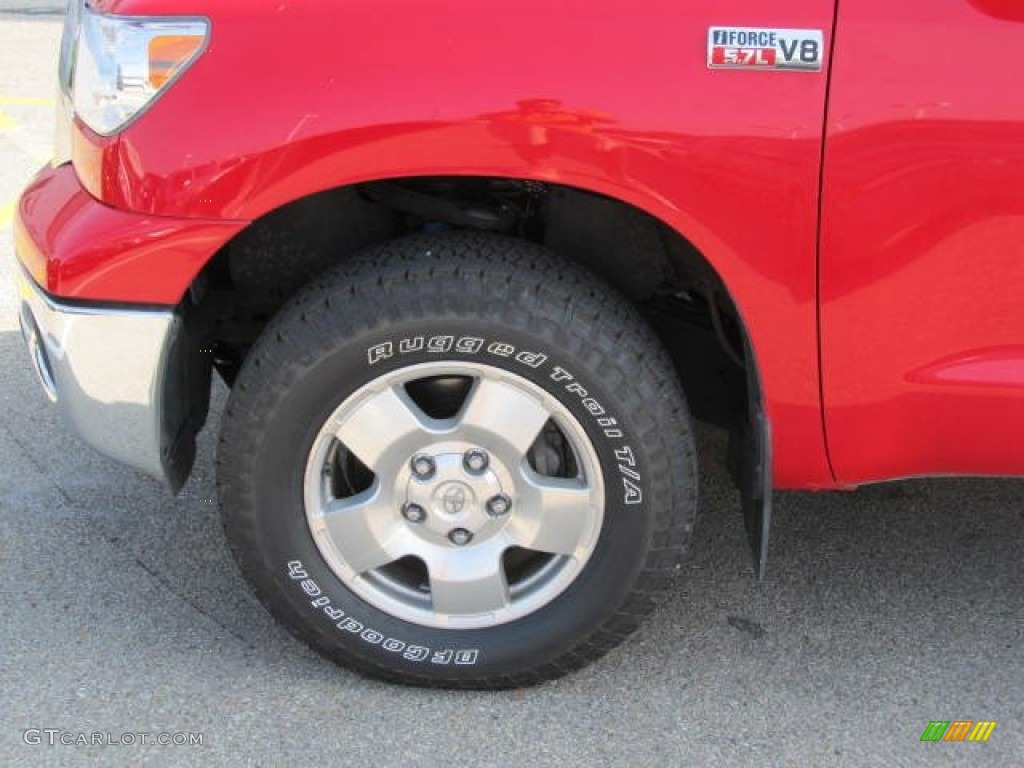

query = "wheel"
217;232;697;687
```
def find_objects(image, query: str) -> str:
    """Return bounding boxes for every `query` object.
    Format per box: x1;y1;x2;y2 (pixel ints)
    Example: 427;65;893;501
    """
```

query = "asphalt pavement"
0;13;1021;768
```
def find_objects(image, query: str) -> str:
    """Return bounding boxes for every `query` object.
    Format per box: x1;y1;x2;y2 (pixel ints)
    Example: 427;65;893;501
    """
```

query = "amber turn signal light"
148;35;205;90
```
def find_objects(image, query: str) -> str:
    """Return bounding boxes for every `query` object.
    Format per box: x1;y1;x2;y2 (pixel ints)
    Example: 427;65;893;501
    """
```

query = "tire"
217;231;697;688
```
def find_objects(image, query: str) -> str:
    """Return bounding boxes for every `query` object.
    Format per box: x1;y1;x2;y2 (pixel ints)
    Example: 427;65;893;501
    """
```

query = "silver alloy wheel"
303;361;605;629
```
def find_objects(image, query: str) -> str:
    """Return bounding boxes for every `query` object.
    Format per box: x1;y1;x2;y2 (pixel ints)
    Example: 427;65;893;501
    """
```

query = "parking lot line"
0;95;56;162
0;95;55;108
0;199;16;230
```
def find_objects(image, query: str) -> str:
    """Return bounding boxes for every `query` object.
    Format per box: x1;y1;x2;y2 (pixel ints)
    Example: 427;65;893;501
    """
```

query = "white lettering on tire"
364;336;644;505
284;561;480;665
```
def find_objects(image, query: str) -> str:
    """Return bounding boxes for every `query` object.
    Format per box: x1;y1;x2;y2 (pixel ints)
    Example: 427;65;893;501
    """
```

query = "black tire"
217;232;697;688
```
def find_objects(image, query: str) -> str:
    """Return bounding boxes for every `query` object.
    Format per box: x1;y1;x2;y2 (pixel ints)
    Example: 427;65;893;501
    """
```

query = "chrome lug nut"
448;528;473;546
402;503;427;524
486;494;512;517
410;454;436;480
463;449;489;475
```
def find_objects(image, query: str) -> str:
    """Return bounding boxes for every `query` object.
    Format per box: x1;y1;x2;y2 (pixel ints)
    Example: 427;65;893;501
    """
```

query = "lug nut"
410;454;436;480
486;494;512;517
463;449;489;474
402;503;427;524
448;528;473;546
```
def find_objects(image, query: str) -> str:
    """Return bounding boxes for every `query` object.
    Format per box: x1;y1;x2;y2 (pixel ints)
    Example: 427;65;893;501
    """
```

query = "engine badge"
708;27;824;72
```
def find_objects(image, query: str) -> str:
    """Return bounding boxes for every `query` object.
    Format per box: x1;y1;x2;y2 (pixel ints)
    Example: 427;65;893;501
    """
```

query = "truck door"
821;0;1024;483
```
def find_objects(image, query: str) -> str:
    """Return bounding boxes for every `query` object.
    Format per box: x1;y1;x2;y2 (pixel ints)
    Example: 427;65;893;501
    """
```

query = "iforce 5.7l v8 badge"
708;27;823;71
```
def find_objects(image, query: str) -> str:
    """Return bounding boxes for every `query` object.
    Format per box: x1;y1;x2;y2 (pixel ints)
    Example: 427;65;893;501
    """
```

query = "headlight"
64;1;208;136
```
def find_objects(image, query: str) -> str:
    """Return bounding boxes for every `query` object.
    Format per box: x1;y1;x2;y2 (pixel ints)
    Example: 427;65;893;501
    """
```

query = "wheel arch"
169;173;774;572
196;173;758;396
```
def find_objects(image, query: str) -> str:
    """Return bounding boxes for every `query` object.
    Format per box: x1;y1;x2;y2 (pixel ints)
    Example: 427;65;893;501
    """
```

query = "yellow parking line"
0;96;55;108
0;108;53;163
0;199;16;230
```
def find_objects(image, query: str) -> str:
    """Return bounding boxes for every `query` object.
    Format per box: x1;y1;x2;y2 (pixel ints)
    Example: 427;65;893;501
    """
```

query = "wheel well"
188;177;748;426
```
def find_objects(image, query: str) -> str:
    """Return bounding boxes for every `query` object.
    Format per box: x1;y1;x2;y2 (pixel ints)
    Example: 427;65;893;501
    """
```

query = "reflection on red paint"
910;348;1024;390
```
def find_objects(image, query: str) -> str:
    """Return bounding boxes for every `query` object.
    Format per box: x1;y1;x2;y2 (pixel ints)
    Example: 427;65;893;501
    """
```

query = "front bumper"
15;263;178;485
12;163;236;490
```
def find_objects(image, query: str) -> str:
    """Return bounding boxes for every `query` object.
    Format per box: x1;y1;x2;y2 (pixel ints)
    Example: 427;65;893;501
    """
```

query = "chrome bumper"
15;264;178;485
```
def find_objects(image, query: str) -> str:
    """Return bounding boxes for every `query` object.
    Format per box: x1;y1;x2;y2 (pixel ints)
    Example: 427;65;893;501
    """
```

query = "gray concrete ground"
0;13;1021;768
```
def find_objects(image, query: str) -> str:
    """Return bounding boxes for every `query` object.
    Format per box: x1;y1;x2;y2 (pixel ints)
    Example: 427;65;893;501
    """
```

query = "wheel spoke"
508;474;600;558
456;377;551;461
319;489;411;574
333;385;435;473
426;539;510;615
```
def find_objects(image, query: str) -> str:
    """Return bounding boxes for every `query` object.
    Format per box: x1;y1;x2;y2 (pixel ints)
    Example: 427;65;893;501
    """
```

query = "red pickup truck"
13;0;1024;687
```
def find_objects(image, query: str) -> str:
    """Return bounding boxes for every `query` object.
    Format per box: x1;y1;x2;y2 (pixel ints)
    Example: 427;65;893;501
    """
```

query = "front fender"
79;0;837;488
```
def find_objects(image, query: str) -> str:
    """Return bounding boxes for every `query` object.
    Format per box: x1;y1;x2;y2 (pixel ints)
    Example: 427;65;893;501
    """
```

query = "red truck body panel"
69;0;839;488
24;0;1024;489
17;164;245;304
821;0;1024;482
